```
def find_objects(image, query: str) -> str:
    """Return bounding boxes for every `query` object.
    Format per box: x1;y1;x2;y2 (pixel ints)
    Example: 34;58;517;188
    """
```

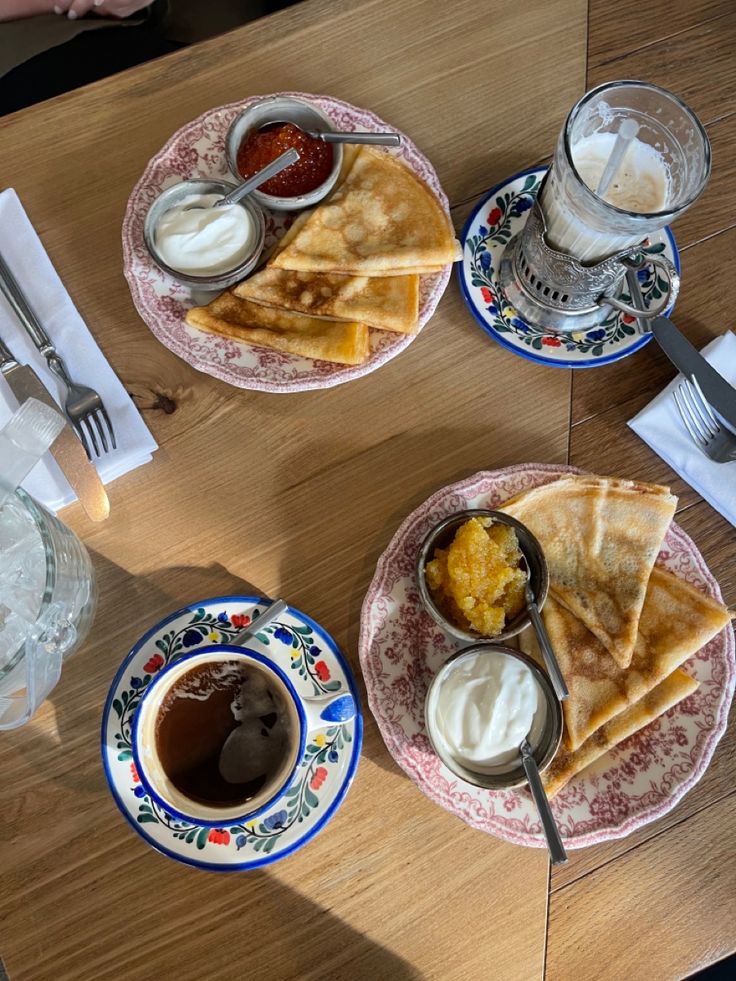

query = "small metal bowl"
143;178;266;290
425;644;563;791
417;509;549;645
225;95;344;212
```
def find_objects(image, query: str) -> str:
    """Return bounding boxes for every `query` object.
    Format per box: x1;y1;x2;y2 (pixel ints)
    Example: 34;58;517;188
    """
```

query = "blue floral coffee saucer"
101;597;362;871
458;166;680;368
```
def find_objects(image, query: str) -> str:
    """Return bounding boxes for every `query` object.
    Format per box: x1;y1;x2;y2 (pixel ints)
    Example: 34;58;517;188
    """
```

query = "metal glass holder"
498;193;680;332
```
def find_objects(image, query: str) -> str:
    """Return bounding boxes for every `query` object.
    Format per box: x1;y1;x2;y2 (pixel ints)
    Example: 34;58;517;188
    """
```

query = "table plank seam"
550;785;736;894
543;856;552;979
588;8;736;72
676;219;736;256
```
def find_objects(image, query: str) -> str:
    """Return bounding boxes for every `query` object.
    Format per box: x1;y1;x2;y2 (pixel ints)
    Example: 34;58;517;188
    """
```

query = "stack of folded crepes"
185;146;461;364
500;475;731;796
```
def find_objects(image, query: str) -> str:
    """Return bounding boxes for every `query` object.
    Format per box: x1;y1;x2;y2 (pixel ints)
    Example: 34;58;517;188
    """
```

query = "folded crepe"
234;267;420;333
541;669;699;797
270;146;462;276
539;568;730;751
185;291;370;365
500;475;677;668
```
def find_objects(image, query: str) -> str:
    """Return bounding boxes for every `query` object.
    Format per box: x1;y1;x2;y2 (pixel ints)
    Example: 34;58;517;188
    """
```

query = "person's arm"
0;0;57;20
54;0;151;18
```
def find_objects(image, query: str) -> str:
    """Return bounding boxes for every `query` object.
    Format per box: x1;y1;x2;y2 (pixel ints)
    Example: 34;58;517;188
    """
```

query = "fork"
0;251;116;458
673;376;736;464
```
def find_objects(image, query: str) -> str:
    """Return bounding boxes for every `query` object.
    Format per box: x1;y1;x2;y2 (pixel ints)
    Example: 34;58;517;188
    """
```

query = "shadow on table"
2;556;421;980
152;870;423;981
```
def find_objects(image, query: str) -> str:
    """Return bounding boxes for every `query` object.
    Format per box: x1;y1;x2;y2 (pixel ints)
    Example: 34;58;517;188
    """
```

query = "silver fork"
673;376;736;464
0;251;116;458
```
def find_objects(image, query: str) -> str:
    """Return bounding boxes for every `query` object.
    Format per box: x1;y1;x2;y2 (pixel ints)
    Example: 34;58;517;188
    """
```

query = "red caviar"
236;122;334;197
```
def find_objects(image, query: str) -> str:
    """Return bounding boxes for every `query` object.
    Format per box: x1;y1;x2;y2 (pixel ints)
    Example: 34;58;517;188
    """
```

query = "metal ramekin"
225;96;344;211
143;178;266;290
425;644;563;790
417;509;549;644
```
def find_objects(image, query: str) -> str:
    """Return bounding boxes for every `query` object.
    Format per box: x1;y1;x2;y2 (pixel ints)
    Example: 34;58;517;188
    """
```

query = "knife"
0;336;109;522
625;267;736;432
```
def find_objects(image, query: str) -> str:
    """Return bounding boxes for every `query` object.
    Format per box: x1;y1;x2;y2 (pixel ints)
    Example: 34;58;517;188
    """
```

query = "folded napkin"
629;331;736;528
0;189;157;513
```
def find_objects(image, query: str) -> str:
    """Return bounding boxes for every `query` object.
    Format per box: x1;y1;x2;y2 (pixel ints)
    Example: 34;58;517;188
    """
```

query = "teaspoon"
231;598;288;645
520;737;567;865
265;120;401;147
520;554;569;701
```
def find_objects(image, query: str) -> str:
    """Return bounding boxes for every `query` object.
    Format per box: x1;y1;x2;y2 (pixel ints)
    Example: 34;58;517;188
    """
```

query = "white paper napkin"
0;188;157;513
629;331;736;527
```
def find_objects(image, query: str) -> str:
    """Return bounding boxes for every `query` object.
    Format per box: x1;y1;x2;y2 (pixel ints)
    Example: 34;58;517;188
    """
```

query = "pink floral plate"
122;92;453;393
358;463;735;849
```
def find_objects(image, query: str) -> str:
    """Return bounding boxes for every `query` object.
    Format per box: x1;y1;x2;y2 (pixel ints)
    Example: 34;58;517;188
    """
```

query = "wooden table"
0;1;733;978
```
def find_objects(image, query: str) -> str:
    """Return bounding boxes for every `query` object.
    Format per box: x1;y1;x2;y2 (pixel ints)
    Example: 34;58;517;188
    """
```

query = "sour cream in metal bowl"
425;644;562;791
144;178;265;290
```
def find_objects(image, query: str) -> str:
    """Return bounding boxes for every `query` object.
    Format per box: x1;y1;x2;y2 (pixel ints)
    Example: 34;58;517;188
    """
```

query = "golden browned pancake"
185;291;370;365
234;267;419;333
541;669;699;797
541;569;730;751
499;475;677;668
270;146;462;276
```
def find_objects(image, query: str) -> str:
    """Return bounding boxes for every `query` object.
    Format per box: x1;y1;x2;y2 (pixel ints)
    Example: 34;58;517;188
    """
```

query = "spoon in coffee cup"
229;597;354;723
231;598;288;645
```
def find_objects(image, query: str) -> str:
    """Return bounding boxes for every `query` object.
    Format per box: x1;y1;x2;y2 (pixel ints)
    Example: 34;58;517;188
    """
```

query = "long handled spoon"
184;150;300;214
520;737;568;865
520;555;568;701
216;148;300;207
231;598;288;645
265;120;401;147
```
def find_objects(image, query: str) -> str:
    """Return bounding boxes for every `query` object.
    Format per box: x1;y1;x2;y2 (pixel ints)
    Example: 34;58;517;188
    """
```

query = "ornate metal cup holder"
498;196;679;332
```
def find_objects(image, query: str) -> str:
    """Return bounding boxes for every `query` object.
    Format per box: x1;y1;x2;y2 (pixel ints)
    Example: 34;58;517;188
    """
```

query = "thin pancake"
541;669;699;797
500;475;677;668
541;569;730;751
185;291;370;365
270;146;461;276
235;267;419;333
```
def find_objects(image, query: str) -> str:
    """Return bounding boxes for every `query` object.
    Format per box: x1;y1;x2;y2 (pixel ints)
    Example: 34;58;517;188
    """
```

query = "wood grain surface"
0;1;585;980
557;3;736;979
0;0;734;979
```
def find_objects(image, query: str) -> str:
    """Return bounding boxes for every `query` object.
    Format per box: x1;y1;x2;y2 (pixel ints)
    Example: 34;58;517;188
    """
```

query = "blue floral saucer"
101;597;362;871
458;166;680;368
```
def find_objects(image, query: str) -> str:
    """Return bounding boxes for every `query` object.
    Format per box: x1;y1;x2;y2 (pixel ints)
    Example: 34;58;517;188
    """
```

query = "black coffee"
155;661;291;808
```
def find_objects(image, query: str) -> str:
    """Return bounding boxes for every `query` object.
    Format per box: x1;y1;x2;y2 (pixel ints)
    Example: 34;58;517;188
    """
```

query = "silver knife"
0;336;109;522
625;267;736;432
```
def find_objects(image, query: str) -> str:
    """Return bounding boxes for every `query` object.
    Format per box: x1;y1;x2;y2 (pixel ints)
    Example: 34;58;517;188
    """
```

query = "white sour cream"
432;652;539;769
154;193;257;276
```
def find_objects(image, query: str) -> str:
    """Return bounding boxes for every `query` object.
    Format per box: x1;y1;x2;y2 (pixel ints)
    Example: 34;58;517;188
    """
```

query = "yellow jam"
425;518;527;636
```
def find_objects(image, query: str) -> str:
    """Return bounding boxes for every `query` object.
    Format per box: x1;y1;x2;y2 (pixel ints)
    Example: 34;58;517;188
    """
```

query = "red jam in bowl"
236;122;334;197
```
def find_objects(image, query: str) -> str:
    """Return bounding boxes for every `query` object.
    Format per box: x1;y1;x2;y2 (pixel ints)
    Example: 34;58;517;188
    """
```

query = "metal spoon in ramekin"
186;149;300;212
265;120;401;146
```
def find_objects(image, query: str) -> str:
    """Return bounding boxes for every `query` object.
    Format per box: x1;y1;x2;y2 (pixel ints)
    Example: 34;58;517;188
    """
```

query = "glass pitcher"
0;487;97;729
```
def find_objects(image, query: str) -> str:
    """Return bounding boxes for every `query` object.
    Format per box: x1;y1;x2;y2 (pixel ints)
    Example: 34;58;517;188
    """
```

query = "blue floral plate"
458;166;680;368
101;596;362;871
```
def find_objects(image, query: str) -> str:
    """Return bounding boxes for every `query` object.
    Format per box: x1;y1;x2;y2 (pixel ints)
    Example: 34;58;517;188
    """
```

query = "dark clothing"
0;1;295;116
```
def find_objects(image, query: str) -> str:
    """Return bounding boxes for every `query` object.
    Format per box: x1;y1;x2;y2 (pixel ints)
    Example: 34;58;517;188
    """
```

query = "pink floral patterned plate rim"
358;463;735;849
122;92;453;393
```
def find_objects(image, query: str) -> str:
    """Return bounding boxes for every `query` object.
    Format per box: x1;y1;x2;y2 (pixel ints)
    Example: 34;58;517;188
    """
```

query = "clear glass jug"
0;487;97;729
